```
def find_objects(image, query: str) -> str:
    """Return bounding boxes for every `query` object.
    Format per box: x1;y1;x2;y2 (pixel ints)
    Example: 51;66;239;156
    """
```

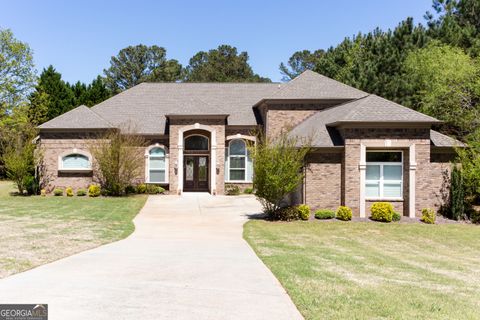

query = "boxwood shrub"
88;185;101;197
225;184;240;195
370;202;394;222
421;208;436;224
315;209;336;220
336;206;352;221
392;211;401;221
76;189;87;197
298;204;311;220
53;188;63;196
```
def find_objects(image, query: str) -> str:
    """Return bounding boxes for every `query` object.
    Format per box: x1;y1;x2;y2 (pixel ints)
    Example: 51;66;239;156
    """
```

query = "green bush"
88;185;101;197
53;188;63;196
271;206;300;221
125;185;136;194
76;189;87;197
450;166;465;220
298;204;311;221
66;187;74;197
336;206;352;221
147;184;165;194
392;211;401;222
370;202;394;222
23;175;39;195
315;209;336;219
225;184;240;195
136;184;147;194
470;209;480;224
244;187;254;194
421;208;436;224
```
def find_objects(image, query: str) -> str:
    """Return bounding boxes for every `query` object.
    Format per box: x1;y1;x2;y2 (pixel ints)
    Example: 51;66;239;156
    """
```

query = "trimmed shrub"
88;185;101;197
336;206;352;221
298;204;311;221
40;189;47;197
147;184;165;194
66;187;74;197
225;184;240;195
125;185;136;194
244;187;254;194
421;208;436;224
470;209;480;224
76;189;87;197
370;202;394;222
136;184;147;194
53;188;63;196
271;206;300;221
315;209;336;220
392;211;401;222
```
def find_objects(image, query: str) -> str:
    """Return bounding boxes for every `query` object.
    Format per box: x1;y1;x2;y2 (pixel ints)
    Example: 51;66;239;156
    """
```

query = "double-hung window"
148;147;166;183
226;139;253;182
365;151;403;199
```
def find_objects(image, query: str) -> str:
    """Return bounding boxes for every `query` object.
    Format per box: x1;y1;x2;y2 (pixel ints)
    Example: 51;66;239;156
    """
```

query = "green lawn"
244;220;480;320
0;181;147;278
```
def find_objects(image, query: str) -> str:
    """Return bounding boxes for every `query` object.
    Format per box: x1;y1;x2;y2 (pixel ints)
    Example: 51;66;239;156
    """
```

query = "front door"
184;156;209;191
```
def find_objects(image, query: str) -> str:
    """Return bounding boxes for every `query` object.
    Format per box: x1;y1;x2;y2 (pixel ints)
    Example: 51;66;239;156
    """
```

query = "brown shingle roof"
38;105;112;130
289;95;441;147
90;82;280;134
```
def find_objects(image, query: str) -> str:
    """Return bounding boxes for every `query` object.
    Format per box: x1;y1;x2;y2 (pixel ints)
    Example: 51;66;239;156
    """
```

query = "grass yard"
0;181;147;278
244;220;480;320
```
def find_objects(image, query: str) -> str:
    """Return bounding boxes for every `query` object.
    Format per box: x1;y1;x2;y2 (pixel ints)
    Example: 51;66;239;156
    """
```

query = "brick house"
37;70;461;218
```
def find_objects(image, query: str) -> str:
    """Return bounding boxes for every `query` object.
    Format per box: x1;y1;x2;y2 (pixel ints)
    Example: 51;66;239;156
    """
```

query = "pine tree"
28;66;75;123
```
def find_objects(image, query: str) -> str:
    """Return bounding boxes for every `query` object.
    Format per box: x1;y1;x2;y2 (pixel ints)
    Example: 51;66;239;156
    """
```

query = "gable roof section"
90;83;280;134
290;95;441;147
262;70;368;101
326;94;440;125
38;105;112;130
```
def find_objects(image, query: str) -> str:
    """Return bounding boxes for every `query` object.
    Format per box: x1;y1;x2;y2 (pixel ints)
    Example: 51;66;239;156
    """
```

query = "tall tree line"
280;0;480;140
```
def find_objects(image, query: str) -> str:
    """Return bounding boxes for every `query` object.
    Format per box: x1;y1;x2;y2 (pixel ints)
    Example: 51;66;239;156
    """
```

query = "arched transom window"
185;135;209;151
147;147;167;183
225;139;253;182
61;154;91;170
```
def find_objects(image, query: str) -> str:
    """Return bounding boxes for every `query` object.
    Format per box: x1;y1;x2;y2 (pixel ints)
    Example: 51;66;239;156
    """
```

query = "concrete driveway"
0;194;303;320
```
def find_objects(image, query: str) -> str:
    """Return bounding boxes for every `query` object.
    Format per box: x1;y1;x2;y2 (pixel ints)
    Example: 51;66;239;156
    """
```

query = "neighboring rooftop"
38;105;111;130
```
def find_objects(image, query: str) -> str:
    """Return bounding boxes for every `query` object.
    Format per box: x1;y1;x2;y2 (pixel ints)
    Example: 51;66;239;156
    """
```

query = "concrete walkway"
0;194;303;320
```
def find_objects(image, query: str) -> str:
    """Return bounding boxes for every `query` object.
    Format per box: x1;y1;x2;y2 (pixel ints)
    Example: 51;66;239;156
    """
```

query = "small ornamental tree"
89;127;146;196
0;122;38;194
250;132;310;217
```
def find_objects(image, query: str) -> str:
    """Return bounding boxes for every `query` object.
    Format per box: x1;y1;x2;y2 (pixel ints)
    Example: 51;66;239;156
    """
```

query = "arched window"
147;147;167;183
61;154;91;170
185;135;209;151
225;139;253;182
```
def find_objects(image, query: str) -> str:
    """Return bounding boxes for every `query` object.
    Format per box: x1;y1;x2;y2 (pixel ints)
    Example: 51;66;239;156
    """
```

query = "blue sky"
1;0;433;83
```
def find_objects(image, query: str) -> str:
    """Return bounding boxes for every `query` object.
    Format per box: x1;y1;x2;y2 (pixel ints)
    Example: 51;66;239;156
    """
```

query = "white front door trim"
177;123;217;195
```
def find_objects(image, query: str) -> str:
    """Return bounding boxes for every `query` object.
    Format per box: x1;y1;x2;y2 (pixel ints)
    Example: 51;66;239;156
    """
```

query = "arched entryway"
183;132;210;192
177;123;217;194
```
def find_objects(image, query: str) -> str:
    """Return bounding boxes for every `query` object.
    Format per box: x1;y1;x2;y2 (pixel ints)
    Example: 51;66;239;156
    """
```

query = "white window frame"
225;139;252;183
365;150;403;200
58;149;92;172
145;144;169;184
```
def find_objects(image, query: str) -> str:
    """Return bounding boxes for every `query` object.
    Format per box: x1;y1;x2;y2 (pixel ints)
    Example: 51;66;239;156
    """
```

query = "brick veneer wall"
266;110;316;138
39;132;168;193
38;132;101;192
304;152;342;210
339;127;438;217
